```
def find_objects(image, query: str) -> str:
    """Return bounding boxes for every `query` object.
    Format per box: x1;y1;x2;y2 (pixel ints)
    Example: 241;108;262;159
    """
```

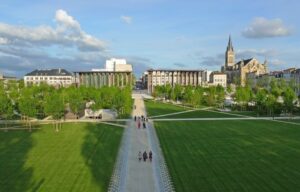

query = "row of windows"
26;76;72;81
26;80;72;83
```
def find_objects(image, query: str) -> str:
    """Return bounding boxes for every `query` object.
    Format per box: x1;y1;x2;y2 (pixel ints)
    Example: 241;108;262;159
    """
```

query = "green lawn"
279;119;300;124
144;100;187;117
154;110;241;119
224;110;258;117
0;122;123;192
155;120;300;192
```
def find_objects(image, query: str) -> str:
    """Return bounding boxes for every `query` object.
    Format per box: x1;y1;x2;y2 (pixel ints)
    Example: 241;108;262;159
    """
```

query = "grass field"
154;109;241;119
144;100;187;117
279;119;300;124
155;120;300;192
0;122;123;192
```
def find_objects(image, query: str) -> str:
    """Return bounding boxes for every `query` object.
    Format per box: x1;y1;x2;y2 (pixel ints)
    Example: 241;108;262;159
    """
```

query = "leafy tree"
67;88;84;119
0;89;14;129
283;87;296;116
44;92;65;132
266;94;276;117
173;84;183;101
255;89;267;115
18;88;38;131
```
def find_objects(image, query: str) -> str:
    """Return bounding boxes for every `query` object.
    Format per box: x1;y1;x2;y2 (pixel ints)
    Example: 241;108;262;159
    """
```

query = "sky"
0;0;299;78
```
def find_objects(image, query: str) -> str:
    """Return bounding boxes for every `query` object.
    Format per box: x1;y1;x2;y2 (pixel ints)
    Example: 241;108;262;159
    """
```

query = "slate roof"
25;69;72;76
235;58;253;66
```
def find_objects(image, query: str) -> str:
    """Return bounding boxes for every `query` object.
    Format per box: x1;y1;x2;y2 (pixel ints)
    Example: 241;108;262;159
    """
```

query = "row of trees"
0;81;132;131
152;84;225;108
152;77;299;116
234;78;298;116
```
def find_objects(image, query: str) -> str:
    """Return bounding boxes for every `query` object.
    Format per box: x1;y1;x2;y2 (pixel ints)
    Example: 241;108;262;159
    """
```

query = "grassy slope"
144;100;187;117
155;120;300;192
0;123;123;192
154;110;241;119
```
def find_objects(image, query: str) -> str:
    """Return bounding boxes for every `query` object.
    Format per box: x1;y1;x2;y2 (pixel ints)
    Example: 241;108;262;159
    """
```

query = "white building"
92;58;132;72
146;69;207;93
24;68;73;87
209;72;227;87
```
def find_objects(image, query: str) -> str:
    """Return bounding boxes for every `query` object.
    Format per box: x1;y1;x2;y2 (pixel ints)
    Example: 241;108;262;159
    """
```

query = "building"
209;72;227;87
0;73;17;82
146;69;207;93
292;69;300;96
222;36;268;86
92;58;133;72
74;71;132;88
24;69;73;87
74;58;133;88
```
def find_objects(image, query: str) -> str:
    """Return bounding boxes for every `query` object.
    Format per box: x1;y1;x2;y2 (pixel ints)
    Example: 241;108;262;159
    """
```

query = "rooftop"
25;69;72;76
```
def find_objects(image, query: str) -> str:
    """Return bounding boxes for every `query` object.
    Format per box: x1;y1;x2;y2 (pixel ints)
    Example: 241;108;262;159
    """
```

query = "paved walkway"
109;94;174;192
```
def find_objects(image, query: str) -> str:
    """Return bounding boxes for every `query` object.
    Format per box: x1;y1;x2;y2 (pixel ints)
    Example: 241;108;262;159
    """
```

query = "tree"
0;89;14;130
266;94;276;117
67;88;84;119
44;92;65;132
204;86;217;106
235;86;252;110
255;88;267;116
283;87;296;116
18;88;38;131
173;84;183;102
216;85;225;108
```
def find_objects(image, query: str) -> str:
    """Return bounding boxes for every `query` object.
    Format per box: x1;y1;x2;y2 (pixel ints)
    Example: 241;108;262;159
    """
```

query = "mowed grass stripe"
155;120;300;192
144;100;187;117
154;110;243;119
0;123;123;192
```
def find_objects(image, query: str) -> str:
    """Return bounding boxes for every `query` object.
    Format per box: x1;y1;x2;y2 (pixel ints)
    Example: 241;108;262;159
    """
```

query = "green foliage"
0;82;132;120
0;89;14;120
18;87;38;118
283;87;297;114
44;92;65;120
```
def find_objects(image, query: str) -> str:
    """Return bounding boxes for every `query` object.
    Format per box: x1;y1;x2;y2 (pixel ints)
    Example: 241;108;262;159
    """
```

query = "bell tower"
225;35;235;70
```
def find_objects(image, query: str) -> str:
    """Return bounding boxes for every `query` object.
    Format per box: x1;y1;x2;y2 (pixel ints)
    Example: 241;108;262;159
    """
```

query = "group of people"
134;115;147;129
138;150;153;162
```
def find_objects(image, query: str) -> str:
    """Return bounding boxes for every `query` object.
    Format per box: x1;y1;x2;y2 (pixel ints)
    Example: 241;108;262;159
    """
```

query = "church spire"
227;35;234;51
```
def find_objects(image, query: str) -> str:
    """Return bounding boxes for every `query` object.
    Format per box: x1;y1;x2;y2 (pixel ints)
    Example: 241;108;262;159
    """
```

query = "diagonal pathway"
109;94;174;192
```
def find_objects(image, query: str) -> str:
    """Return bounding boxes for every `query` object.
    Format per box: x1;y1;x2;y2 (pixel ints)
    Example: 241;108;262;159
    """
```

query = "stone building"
74;71;132;88
292;69;300;96
221;36;268;86
74;58;133;88
146;69;207;93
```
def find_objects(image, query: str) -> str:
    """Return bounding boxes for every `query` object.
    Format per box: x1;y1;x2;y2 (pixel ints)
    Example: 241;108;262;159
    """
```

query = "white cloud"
236;49;279;59
242;17;291;38
0;37;9;44
120;16;132;24
0;9;109;77
269;59;285;66
55;9;81;31
0;9;106;51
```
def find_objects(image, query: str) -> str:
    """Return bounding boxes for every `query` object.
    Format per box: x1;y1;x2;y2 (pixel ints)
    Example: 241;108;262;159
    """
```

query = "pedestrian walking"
134;116;136;121
143;122;146;129
138;120;141;129
149;150;152;162
138;151;142;162
143;151;148;162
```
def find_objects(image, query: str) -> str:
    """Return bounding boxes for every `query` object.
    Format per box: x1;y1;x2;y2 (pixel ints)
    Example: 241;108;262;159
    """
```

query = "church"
221;36;268;86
